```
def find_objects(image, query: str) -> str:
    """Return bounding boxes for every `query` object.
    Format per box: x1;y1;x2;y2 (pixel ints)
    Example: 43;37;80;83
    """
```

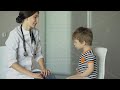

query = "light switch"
2;32;7;38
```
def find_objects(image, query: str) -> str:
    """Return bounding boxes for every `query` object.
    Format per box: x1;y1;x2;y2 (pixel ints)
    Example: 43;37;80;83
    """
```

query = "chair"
94;47;107;79
0;46;8;78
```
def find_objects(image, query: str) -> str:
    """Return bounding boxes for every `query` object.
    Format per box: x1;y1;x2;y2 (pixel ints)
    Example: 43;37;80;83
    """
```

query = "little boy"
67;27;97;79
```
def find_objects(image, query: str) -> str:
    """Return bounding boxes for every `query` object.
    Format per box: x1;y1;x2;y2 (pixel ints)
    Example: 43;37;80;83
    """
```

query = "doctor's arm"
38;58;51;77
10;63;43;79
38;58;46;70
36;34;51;77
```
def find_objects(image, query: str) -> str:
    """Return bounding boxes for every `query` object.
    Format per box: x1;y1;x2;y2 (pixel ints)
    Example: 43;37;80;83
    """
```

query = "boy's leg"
66;75;91;79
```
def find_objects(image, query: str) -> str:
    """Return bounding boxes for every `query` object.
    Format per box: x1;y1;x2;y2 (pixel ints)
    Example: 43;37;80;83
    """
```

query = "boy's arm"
77;61;94;77
67;61;94;79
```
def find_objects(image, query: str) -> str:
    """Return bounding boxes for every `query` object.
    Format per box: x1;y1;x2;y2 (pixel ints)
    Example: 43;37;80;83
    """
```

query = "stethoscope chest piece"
24;51;28;57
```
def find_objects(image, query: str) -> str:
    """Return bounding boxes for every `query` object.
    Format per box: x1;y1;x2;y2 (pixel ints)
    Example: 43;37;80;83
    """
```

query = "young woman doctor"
5;11;54;79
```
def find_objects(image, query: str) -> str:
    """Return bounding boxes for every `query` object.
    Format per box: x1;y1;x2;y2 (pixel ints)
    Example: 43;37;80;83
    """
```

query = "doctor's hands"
31;73;44;79
41;68;51;78
38;58;51;78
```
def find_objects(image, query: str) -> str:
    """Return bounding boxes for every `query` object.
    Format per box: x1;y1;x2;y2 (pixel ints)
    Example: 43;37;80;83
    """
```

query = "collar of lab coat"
22;26;30;35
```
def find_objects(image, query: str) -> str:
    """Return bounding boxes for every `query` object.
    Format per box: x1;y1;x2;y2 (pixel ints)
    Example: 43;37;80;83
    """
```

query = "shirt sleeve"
86;53;96;63
5;31;19;67
35;31;44;62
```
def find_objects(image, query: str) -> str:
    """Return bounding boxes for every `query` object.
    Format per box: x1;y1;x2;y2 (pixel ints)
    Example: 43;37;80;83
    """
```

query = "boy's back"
78;50;97;79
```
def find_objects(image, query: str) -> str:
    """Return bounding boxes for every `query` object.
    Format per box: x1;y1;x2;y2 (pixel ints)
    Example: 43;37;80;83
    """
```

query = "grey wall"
70;11;120;79
92;11;120;79
71;11;87;74
0;11;19;46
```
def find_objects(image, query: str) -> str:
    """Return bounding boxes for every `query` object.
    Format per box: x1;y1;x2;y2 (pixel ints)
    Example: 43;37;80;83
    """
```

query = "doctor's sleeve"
35;35;44;62
5;31;19;68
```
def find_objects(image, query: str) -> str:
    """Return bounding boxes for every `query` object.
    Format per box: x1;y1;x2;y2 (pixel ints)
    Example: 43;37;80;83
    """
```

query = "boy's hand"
76;68;80;73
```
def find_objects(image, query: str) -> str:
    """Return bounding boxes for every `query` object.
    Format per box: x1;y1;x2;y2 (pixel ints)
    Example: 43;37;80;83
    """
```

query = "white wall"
45;11;72;75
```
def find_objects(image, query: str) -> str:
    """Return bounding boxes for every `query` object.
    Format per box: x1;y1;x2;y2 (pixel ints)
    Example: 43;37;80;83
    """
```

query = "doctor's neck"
22;21;31;31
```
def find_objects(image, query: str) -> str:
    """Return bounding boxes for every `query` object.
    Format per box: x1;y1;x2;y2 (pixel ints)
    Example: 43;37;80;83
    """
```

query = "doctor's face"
27;12;39;28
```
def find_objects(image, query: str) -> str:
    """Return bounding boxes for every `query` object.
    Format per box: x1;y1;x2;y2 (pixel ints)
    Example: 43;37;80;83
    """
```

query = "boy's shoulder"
82;50;96;59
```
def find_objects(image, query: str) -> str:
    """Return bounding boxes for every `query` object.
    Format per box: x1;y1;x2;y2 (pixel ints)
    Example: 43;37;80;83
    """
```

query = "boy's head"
72;27;93;49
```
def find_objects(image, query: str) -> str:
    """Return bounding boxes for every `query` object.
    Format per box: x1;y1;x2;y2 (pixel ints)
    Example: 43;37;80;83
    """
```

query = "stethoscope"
20;25;36;57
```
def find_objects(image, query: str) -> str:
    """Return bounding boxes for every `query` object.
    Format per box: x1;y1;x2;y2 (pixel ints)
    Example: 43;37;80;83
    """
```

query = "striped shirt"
77;50;98;79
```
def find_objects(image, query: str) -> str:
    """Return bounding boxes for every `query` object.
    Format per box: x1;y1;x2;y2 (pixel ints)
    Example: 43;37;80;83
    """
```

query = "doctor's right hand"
31;73;44;79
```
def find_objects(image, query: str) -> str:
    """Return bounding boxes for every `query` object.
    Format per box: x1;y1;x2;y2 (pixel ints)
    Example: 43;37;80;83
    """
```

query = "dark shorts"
32;71;56;79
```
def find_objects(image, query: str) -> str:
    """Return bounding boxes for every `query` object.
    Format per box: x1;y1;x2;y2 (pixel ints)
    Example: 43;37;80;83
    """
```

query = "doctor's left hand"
41;68;51;77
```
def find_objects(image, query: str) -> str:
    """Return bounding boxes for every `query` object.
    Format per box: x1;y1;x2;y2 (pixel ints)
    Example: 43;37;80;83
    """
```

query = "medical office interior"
0;11;120;79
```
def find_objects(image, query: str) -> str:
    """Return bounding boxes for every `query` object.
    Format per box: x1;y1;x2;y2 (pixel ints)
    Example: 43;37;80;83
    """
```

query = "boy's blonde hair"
72;27;93;46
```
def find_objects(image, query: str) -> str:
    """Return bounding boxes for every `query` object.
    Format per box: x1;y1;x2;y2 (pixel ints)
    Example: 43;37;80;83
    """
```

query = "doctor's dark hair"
16;11;39;23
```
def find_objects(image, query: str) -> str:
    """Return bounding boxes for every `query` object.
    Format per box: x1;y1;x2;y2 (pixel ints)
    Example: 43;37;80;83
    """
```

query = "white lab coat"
5;25;43;79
